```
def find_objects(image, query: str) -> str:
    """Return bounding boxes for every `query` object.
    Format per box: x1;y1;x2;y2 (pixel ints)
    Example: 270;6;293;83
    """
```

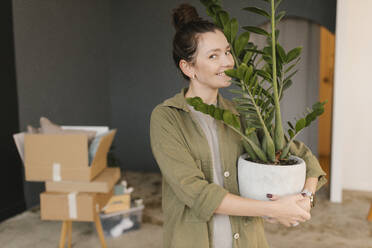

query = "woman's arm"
302;177;318;194
214;192;311;227
150;106;229;222
290;140;327;192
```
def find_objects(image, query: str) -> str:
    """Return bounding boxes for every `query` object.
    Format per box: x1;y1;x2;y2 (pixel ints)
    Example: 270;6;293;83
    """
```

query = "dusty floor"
1;171;372;248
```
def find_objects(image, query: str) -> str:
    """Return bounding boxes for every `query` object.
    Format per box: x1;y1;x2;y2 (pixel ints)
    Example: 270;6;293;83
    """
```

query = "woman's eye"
209;54;217;59
226;50;231;55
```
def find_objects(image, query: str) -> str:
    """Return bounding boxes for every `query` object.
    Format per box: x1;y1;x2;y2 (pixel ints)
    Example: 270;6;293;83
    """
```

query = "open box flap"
90;129;117;179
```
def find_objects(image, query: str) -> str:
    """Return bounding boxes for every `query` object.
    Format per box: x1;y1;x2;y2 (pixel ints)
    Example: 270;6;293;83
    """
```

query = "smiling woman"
149;3;314;248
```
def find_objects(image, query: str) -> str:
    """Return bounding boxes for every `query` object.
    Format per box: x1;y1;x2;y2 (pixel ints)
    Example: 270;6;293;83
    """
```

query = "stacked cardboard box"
14;128;120;222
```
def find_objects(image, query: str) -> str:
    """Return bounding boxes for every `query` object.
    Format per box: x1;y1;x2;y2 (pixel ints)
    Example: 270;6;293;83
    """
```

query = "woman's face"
191;30;234;89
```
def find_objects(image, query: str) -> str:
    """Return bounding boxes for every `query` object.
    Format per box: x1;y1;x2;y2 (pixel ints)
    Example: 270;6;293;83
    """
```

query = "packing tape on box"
52;163;61;181
68;192;78;219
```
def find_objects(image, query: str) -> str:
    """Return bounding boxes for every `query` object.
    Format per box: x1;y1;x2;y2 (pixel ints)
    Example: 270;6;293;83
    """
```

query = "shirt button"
233;233;240;240
224;171;230;178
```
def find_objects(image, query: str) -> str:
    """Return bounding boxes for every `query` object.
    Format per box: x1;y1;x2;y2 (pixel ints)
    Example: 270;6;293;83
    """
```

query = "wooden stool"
368;203;372;222
58;212;107;248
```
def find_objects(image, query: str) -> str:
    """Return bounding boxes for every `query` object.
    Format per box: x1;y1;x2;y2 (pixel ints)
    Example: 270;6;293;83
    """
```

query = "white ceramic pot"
238;153;306;201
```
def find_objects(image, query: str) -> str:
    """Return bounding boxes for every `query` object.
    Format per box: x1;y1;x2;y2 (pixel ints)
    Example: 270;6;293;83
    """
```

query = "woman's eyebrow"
206;45;231;54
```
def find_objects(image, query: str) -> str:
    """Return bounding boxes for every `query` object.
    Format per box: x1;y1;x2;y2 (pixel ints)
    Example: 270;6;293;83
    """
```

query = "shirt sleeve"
150;106;228;222
289;140;328;191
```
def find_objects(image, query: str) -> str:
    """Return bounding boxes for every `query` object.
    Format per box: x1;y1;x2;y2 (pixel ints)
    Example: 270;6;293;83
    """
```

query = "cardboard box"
40;190;113;222
45;167;120;193
103;194;131;214
23;129;116;182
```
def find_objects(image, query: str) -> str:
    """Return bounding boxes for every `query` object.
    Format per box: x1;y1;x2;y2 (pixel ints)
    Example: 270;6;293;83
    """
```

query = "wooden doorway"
318;26;335;183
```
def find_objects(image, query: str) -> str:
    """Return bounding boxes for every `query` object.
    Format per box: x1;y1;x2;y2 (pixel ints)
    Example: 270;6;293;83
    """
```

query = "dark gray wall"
110;0;336;172
12;0;111;208
11;0;336;208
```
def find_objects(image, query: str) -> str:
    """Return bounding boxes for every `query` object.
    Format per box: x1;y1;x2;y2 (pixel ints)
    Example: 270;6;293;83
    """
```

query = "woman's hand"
296;197;311;213
266;194;311;227
264;194;312;225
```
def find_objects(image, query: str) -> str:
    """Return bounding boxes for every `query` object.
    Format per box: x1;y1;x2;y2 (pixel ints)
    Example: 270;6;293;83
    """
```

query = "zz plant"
186;0;327;165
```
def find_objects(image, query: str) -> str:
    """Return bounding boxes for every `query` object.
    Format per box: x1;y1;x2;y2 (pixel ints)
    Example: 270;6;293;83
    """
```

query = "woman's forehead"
197;31;229;53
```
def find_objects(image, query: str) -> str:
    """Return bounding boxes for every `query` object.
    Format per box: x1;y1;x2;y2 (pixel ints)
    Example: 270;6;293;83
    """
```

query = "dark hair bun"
172;3;202;31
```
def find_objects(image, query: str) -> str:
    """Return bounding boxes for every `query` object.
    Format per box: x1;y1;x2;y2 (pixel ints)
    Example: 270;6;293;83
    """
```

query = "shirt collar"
161;87;240;116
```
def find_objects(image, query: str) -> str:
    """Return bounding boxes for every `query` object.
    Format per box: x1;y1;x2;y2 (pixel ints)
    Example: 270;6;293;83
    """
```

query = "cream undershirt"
188;103;233;248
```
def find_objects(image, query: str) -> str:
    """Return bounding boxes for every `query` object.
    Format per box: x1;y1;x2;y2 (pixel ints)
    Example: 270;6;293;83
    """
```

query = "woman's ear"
179;59;195;79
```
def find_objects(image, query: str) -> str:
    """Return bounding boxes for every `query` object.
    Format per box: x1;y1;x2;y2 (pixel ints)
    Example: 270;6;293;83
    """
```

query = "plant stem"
228;125;268;162
270;0;285;151
243;80;276;162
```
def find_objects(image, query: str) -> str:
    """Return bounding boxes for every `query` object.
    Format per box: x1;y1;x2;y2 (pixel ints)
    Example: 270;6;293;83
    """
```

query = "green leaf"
243;7;270;18
224;69;238;78
242;51;253;64
295;118;306;133
304;100;327;127
229;89;247;95
186;96;240;129
206;4;221;18
186;96;202;106
223;18;239;43
230;79;242;87
243;26;269;36
282;79;293;91
234;32;250;57
245;48;265;54
287;121;294;130
286;47;302;63
283;70;298;85
223;20;231;43
208;104;216;115
284;60;298;74
276;11;286;23
217;11;229;27
244;65;254;83
223;110;241;129
275;0;283;9
210;4;222;15
230;18;239;42
237;63;249;80
288;129;295;138
257;69;272;81
263;46;272;56
213;108;223;120
276;44;286;64
195;102;208;113
242;140;258;160
245;127;256;136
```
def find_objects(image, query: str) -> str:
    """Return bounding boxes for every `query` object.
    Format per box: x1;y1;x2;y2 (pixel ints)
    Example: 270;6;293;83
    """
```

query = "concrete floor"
1;171;372;248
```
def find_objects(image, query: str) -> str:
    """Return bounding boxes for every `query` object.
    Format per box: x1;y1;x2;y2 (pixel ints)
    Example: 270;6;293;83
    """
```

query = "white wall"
331;0;372;202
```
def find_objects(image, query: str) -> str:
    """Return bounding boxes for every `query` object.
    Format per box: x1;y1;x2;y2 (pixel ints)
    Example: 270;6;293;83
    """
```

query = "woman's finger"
266;193;280;201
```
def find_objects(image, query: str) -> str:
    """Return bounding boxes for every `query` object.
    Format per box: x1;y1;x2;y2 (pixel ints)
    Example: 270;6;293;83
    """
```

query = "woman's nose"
222;53;234;68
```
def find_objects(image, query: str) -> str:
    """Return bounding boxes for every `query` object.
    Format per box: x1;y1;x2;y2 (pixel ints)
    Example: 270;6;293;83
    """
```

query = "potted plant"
186;0;327;200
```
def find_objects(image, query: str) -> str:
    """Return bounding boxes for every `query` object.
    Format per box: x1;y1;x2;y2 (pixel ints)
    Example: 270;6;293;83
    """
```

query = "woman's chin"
220;80;232;88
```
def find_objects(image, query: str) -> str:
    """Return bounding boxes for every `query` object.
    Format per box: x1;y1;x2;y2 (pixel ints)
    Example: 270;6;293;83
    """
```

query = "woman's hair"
172;3;221;80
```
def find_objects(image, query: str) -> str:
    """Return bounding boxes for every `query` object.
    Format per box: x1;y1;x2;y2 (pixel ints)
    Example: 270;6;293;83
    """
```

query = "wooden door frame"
318;26;335;190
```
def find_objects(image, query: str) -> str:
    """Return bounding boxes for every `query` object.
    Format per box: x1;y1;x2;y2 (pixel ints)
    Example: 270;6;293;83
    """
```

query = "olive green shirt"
150;87;327;248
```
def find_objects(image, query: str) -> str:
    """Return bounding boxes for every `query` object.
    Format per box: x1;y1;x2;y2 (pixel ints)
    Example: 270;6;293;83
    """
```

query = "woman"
150;4;327;248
